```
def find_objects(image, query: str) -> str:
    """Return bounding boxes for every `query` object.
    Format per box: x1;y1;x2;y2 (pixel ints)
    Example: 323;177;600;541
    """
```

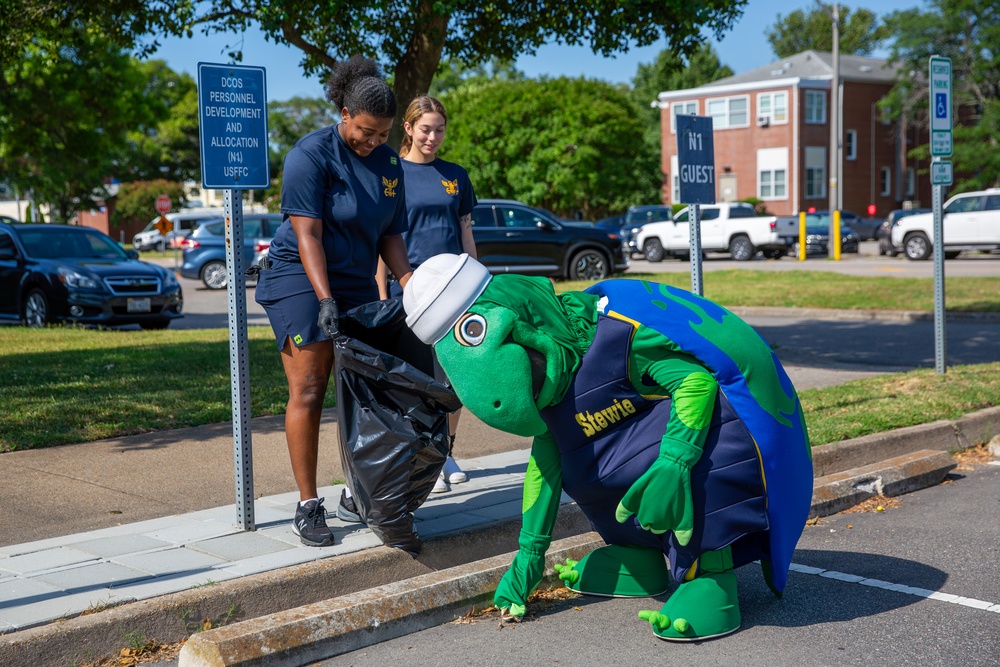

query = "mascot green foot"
638;548;740;641
554;545;669;597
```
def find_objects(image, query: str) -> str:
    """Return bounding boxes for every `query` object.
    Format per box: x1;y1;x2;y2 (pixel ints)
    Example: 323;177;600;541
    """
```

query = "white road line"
788;562;1000;613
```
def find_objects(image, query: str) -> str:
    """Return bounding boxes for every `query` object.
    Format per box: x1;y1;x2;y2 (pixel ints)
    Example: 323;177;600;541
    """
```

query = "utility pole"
827;1;840;257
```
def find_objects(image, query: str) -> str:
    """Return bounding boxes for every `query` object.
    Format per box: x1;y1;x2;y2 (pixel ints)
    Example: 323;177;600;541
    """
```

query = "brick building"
656;50;931;217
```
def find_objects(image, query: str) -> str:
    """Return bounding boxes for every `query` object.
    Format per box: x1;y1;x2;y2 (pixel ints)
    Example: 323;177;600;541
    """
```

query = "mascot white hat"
404;253;492;345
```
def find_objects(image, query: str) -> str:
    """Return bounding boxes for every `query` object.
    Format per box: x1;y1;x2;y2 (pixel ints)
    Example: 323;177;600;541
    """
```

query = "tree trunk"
389;2;449;152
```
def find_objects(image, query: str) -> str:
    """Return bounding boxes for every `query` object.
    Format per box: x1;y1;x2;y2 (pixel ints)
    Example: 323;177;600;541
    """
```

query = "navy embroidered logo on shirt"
390;156;398;165
441;178;459;195
382;177;398;197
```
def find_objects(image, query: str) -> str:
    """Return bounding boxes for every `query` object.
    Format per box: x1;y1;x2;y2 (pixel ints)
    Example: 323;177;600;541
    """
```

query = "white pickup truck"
634;202;798;262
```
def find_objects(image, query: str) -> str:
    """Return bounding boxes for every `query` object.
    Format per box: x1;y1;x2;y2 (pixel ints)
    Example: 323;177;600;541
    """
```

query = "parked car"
621;205;674;257
594;215;625;230
179;214;282;289
471;199;628;280
634;202;796;262
132;209;225;251
0;222;183;329
808;209;880;240
792;215;861;257
890;189;1000;260
876;208;932;257
1;215;21;225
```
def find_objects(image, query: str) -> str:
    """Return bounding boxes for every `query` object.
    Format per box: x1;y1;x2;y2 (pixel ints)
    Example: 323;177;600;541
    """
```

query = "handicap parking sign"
935;93;948;119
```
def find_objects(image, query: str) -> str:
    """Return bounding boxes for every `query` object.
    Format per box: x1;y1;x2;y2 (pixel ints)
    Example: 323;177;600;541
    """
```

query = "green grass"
2;270;999;452
799;363;1000;446
0;326;333;451
560;270;1000;312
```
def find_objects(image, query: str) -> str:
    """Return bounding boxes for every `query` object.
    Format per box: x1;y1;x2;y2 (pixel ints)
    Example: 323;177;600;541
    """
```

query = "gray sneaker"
337;489;363;523
292;498;334;547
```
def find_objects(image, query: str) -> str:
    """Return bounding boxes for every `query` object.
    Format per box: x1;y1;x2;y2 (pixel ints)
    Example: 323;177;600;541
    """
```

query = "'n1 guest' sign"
675;115;716;205
198;63;270;190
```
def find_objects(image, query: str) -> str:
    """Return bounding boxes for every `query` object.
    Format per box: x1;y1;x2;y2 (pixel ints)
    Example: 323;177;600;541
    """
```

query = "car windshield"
18;228;129;260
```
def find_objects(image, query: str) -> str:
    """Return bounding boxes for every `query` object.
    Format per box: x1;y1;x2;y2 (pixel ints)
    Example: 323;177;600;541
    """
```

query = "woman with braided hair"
256;55;413;547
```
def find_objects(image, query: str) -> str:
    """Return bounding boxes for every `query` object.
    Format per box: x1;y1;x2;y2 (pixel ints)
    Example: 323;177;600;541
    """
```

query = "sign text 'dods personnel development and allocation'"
197;63;270;190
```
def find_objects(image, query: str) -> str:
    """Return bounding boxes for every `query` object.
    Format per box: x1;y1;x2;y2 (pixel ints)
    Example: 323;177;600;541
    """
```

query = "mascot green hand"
403;254;813;640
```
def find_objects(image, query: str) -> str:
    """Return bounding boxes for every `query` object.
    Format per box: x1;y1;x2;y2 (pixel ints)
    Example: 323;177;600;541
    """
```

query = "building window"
706;95;749;129
757;147;788;200
805;90;826;124
805;147;827;199
906;167;916;197
757;92;788;124
880;167;892;197
670;100;698;134
845;130;857;160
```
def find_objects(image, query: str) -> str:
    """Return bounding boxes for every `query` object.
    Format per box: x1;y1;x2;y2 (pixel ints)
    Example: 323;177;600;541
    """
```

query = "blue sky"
151;1;925;102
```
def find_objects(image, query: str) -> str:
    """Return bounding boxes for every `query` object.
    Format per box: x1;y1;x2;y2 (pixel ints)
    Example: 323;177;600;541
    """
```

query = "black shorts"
255;261;378;350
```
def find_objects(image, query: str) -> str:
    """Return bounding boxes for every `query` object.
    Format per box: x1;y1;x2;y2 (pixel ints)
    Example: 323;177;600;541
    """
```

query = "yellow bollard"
798;211;806;261
833;210;842;261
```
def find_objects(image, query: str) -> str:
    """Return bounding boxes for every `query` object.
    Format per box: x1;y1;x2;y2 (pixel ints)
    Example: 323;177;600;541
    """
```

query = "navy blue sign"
198;63;270;190
675;115;716;205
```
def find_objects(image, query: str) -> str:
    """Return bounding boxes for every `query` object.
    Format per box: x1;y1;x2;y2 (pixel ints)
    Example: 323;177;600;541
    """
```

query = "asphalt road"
314;463;1000;667
161;241;1000;376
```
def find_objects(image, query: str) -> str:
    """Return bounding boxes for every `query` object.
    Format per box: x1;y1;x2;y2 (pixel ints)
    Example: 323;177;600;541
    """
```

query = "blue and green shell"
585;279;813;592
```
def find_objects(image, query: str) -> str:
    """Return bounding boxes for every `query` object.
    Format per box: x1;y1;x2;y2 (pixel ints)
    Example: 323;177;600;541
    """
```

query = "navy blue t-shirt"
268;124;407;294
400;158;476;268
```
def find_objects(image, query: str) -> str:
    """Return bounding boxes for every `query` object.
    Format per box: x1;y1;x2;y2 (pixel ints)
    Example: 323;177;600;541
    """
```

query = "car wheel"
878;238;889;256
23;288;51;328
944;250;961;260
140;318;171;330
764;248;787;260
201;260;228;290
643;238;664;263
568;248;609;281
904;232;931;260
729;235;755;261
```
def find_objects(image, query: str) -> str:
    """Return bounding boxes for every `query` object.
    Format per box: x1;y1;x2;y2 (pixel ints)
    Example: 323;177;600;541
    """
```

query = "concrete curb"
726;305;1000;324
179;533;604;666
810;450;958;517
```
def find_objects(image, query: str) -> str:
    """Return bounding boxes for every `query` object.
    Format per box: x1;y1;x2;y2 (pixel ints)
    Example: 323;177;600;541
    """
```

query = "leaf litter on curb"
451;585;581;628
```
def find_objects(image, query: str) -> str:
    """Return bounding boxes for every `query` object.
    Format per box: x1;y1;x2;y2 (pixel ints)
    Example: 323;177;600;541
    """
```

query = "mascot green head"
404;254;596;437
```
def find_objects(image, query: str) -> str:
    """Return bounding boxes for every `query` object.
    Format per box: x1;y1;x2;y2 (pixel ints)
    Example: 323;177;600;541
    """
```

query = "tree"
26;0;747;148
882;0;1000;191
259;96;341;210
111;179;186;232
440;77;659;219
428;58;525;97
116;60;201;183
630;43;734;169
0;27;160;222
765;5;890;58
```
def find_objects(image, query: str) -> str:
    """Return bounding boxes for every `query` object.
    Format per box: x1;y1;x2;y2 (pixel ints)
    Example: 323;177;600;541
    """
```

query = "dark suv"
471;199;628;280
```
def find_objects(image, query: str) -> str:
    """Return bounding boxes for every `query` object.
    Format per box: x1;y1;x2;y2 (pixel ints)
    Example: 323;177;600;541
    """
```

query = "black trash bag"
333;297;461;555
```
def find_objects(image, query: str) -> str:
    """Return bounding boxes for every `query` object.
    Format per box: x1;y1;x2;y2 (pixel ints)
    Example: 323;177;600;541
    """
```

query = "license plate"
127;298;151;313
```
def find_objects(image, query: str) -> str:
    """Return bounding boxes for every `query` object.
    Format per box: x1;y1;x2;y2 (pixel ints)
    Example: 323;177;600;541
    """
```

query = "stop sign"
155;194;171;215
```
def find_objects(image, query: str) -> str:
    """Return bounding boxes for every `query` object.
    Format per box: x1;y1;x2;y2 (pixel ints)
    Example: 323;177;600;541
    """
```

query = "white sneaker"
443;456;468;484
432;471;450;493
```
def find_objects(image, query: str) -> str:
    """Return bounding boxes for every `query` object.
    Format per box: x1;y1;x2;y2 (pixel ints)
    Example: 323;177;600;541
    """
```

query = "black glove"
317;297;340;339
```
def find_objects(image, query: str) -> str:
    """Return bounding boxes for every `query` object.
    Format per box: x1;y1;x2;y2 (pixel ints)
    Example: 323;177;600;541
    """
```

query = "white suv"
891;189;1000;260
132;209;224;251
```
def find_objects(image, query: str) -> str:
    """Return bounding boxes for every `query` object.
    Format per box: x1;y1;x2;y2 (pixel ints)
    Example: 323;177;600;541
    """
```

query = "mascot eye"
454;313;487;346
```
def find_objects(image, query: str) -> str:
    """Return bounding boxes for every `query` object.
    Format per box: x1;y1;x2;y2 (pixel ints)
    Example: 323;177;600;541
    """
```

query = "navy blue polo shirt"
400;158;476;268
268;124;407;295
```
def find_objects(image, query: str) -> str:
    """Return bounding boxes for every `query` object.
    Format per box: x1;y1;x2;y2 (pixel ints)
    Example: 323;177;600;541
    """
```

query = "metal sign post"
676;115;716;296
198;62;270;530
929;55;952;374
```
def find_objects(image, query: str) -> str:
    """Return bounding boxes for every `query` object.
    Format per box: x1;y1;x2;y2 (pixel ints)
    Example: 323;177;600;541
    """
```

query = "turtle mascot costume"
403;254;813;641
